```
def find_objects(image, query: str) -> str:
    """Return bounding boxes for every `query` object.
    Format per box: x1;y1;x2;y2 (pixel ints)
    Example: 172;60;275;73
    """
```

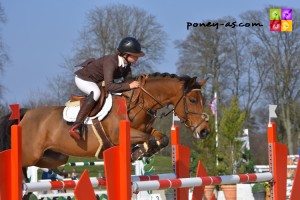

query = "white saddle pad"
63;93;113;124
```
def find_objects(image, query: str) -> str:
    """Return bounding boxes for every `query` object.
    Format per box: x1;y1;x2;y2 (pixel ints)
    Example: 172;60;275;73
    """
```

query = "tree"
175;17;267;128
175;18;263;174
43;4;167;105
224;22;268;125
175;7;300;154
217;96;247;175
241;7;300;153
72;4;166;74
175;18;233;101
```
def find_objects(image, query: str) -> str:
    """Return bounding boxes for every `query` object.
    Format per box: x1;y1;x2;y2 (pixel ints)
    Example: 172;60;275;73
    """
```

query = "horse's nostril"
200;129;209;138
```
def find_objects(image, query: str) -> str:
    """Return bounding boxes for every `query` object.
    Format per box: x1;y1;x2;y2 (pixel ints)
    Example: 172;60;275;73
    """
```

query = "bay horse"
0;73;209;169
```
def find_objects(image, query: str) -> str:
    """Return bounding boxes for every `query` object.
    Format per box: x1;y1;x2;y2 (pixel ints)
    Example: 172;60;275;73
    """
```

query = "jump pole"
103;120;131;200
131;172;273;192
11;125;23;200
289;148;300;199
267;122;288;200
0;124;22;200
23;173;176;193
171;125;191;200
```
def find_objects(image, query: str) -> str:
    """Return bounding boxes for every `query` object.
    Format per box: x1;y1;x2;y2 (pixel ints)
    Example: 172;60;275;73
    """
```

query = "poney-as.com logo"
270;8;292;32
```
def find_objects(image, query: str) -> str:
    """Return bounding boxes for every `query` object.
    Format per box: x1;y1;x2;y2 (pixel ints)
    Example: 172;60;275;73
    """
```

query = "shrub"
251;182;266;192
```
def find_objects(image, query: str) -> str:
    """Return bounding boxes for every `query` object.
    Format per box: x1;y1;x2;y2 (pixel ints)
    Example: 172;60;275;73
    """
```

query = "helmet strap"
123;54;131;65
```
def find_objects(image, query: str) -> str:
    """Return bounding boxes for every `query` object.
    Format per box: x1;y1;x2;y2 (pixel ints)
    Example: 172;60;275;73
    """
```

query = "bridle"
127;83;209;133
177;89;209;133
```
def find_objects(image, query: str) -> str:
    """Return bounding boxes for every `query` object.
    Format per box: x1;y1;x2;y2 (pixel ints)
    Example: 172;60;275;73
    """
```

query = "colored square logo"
282;8;292;20
281;20;292;32
270;20;281;32
269;8;293;32
270;8;281;20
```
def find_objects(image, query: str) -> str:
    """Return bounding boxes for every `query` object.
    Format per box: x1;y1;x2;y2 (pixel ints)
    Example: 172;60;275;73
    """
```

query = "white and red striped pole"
132;172;273;193
23;177;106;193
23;173;176;193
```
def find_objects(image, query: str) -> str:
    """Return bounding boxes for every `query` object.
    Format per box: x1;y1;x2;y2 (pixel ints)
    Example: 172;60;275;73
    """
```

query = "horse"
0;72;210;169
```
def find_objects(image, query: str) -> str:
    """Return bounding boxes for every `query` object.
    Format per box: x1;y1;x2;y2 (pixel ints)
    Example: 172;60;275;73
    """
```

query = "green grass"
151;155;173;174
38;155;174;180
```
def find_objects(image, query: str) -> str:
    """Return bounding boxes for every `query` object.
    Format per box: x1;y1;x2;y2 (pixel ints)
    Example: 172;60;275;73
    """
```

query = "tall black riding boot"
70;92;96;140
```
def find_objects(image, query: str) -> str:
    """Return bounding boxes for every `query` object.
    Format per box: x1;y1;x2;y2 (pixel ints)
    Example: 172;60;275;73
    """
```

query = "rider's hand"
129;81;140;89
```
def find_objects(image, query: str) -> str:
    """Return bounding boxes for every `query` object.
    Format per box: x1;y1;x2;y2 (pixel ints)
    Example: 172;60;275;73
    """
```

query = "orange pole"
267;122;287;200
171;125;190;200
11;125;22;200
267;122;276;143
289;149;300;200
171;125;180;145
0;150;12;199
104;120;131;200
119;120;131;199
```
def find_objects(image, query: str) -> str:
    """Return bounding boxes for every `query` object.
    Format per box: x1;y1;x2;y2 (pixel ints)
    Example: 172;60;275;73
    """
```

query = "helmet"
117;37;145;57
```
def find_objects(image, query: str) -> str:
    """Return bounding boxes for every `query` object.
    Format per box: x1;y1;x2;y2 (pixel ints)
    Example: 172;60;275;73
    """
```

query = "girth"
91;119;114;158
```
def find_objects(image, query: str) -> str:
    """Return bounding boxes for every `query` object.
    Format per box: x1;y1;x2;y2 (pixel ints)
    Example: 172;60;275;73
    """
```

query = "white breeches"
75;76;101;101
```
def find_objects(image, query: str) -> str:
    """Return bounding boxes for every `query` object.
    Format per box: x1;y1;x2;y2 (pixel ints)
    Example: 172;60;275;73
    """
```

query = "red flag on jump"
74;170;96;200
116;98;127;118
9;104;20;123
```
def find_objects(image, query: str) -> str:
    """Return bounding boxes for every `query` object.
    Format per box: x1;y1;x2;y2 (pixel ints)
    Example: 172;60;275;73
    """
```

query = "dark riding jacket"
75;55;132;92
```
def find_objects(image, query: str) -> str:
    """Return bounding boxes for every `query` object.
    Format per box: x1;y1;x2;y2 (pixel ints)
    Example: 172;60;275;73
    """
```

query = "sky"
1;0;299;104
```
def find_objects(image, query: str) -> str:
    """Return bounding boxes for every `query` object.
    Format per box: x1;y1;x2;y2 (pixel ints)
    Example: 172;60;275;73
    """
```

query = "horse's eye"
189;97;197;103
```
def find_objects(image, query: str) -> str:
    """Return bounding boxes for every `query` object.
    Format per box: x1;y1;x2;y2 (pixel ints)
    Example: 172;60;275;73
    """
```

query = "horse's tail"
0;108;28;151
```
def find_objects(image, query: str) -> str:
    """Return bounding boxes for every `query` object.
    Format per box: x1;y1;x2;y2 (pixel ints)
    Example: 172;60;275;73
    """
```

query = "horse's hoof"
131;148;146;162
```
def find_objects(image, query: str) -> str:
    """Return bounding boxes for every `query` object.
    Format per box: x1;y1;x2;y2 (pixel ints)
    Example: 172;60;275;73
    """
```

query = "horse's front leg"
129;128;152;161
143;128;169;158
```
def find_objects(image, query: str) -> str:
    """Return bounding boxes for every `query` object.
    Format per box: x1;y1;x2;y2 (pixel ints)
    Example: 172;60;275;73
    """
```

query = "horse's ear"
138;74;148;87
188;77;197;87
199;77;209;87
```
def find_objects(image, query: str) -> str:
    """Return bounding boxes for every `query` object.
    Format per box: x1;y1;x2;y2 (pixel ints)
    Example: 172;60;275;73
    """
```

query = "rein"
139;86;164;107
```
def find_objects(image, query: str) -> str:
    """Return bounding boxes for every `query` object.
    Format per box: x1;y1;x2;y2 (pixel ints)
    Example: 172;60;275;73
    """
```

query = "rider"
70;37;145;139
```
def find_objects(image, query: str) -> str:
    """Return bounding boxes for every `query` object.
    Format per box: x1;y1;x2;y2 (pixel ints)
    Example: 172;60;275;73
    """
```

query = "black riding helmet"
117;37;145;57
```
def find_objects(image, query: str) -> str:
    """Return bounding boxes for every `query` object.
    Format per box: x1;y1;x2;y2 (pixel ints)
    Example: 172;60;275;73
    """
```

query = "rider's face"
127;55;139;64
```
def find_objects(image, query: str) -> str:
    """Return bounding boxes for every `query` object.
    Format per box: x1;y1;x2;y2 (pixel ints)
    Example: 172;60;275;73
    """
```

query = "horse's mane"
129;72;201;91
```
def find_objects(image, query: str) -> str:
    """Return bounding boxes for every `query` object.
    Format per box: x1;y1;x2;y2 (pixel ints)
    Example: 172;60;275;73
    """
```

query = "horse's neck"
144;79;182;109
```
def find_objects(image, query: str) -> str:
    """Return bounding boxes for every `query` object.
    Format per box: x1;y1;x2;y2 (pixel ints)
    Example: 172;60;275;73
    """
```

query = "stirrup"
70;124;81;140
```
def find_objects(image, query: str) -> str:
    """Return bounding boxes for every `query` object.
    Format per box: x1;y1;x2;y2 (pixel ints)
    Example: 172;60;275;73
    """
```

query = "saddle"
70;86;108;117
